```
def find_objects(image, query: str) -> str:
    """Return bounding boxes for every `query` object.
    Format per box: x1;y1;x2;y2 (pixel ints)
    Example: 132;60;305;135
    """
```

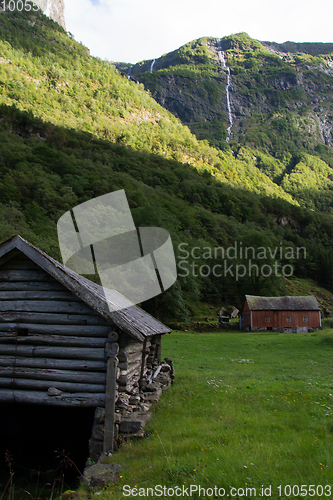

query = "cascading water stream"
150;59;156;72
45;0;50;17
217;40;234;143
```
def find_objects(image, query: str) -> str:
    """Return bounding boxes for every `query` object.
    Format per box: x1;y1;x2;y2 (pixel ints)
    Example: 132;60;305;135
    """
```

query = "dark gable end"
245;295;320;311
0;235;171;342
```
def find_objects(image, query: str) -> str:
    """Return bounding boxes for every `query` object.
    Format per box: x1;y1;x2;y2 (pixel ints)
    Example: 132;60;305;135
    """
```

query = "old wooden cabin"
0;235;173;463
242;294;321;332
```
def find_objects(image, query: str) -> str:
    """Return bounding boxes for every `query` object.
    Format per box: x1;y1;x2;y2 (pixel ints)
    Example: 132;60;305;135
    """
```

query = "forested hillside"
1;11;333;321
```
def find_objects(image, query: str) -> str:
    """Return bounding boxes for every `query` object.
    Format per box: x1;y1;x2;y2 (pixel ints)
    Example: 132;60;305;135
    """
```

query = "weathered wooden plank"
139;338;147;387
0;323;113;337
118;351;143;363
0;270;53;282
0;334;109;347
0;389;105;406
119;363;141;380
0;377;105;393
120;343;145;355
0;282;67;291
0;300;99;314
127;352;145;363
0;291;81;301
0;366;106;384
115;305;170;337
0;344;106;360
104;358;117;453
0;312;110;326
155;335;161;364
117;374;140;389
0;355;106;371
147;365;162;384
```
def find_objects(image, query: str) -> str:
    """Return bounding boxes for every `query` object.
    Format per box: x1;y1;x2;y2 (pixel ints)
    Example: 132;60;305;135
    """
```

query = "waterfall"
217;40;234;143
127;67;132;80
150;59;156;72
44;0;50;17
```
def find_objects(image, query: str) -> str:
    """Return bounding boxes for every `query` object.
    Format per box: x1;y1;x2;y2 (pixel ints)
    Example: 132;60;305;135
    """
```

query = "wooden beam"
0;388;105;406
139;338;147;387
0;323;113;337
103;358;117;453
156;335;161;364
0;291;81;301
0;334;108;347
0;366;106;384
0;300;98;314
0;312;110;326
0;344;106;360
0;355;106;371
0;377;105;393
0;282;67;291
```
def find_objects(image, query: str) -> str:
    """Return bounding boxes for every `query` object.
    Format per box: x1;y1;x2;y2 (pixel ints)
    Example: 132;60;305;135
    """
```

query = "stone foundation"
88;360;173;462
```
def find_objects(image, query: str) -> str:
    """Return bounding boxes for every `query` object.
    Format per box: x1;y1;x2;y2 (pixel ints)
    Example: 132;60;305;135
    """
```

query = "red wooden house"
242;295;321;333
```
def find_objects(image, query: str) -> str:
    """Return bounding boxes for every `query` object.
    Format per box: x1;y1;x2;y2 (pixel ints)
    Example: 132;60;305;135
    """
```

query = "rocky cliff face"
33;0;65;29
117;34;333;152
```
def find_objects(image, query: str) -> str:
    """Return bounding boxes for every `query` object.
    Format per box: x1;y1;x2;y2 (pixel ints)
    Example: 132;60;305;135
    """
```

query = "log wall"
0;251;115;407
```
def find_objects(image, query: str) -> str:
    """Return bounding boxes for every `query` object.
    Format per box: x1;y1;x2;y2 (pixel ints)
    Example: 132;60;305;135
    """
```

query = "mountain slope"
121;33;333;212
124;33;333;150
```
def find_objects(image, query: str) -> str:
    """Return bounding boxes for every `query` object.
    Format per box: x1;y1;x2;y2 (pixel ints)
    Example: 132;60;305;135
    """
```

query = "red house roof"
245;295;320;311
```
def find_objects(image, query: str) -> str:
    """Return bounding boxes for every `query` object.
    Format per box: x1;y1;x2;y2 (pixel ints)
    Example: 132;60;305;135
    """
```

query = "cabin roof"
0;235;171;341
245;294;320;311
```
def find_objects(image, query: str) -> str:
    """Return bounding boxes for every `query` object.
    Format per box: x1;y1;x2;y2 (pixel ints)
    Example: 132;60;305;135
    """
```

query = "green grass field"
87;329;333;500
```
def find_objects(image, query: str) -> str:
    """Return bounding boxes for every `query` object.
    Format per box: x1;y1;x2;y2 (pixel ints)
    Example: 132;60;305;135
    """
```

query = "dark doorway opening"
0;403;95;485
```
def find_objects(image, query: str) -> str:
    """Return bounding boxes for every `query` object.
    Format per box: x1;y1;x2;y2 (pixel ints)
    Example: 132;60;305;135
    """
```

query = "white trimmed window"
303;316;308;322
286;316;291;323
265;316;270;322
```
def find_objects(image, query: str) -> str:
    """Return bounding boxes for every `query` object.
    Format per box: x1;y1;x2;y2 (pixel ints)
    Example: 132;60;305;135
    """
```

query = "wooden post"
103;357;117;453
156;335;161;364
139;338;147;387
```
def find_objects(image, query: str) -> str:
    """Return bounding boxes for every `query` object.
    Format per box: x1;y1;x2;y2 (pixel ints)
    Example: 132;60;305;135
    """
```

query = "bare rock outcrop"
33;0;65;29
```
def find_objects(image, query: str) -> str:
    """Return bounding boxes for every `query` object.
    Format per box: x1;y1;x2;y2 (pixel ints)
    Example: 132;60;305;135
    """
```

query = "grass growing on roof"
84;330;333;499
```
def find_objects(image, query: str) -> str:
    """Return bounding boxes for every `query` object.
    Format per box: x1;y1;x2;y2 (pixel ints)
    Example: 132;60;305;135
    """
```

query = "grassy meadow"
83;329;333;499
